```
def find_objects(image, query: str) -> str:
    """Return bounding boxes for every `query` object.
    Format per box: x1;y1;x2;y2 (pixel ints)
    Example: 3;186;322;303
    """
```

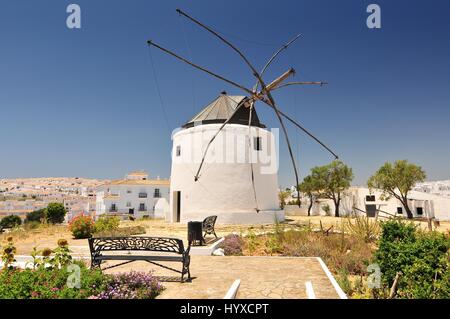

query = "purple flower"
93;271;164;299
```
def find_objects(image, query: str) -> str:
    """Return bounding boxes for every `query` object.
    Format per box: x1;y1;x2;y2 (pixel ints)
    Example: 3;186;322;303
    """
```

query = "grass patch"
93;225;146;237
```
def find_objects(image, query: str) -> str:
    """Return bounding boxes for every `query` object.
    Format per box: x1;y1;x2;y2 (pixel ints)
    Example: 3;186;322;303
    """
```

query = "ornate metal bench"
88;236;191;282
202;215;218;240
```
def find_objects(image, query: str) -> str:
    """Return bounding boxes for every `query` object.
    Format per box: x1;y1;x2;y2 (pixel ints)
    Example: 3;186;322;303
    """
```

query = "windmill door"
173;191;181;222
365;205;376;217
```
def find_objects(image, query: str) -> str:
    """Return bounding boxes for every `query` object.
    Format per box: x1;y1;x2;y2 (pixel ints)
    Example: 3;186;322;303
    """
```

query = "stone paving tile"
103;256;341;299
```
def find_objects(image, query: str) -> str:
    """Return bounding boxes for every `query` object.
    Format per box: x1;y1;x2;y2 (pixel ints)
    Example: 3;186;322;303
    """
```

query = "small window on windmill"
176;145;181;157
416;207;423;215
397;207;403;215
254;137;262;151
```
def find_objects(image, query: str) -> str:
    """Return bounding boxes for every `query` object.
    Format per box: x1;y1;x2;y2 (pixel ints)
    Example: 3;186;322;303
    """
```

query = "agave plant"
345;214;381;243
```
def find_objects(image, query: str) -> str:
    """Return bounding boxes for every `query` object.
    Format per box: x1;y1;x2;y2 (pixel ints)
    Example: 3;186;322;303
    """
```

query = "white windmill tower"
169;92;282;224
147;9;338;224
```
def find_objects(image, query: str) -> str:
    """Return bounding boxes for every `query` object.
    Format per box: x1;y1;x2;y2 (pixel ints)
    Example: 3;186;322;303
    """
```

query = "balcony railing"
138;193;148;198
109;207;117;212
138;206;147;212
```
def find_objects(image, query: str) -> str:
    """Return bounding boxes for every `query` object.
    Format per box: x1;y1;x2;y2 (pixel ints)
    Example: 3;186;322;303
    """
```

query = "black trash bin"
188;221;204;246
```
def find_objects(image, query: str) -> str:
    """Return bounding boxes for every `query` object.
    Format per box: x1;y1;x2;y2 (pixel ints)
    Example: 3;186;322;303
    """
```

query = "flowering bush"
91;271;164;299
220;234;244;256
68;215;95;239
0;238;164;299
0;238;107;299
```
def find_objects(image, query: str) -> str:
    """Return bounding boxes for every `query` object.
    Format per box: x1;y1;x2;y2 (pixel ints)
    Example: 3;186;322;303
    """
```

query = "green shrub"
1;236;17;269
375;220;418;285
25;209;46;223
68;215;95;239
24;221;41;230
322;204;331;216
374;220;449;298
0;215;22;229
52;239;72;268
46;203;66;224
336;269;352;295
94;215;120;233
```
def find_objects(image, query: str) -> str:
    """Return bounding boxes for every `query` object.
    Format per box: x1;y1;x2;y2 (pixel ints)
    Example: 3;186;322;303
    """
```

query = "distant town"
1;175;449;222
0;177;105;220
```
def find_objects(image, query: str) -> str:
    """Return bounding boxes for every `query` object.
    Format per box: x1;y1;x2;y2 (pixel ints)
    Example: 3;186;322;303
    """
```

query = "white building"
96;171;170;219
292;186;450;221
413;180;450;198
169;93;283;224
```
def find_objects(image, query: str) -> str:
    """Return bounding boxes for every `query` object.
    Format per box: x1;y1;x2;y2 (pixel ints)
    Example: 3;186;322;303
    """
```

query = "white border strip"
305;281;316;299
316;257;347;299
223;279;241;299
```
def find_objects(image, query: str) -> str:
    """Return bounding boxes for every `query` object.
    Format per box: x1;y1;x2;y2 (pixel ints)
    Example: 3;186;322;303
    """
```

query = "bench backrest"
88;236;186;255
202;215;217;232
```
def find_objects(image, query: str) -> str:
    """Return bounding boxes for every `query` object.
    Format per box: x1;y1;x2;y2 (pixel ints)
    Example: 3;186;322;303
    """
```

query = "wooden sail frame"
147;8;339;209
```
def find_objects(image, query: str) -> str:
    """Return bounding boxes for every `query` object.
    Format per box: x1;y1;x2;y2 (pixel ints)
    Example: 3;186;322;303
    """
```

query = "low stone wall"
180;210;285;225
284;205;309;216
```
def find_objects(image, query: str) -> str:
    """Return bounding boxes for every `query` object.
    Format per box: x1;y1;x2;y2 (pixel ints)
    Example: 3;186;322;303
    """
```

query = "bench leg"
90;258;102;270
181;257;191;283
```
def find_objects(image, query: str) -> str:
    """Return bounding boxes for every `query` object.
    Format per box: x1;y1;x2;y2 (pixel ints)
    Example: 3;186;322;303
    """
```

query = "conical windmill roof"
182;92;265;128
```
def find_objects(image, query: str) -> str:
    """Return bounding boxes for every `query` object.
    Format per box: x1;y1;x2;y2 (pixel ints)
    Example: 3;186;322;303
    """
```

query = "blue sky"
0;0;449;186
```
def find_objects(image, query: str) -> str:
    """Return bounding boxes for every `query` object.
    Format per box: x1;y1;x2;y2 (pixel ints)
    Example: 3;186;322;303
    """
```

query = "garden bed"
0;237;164;299
220;219;449;299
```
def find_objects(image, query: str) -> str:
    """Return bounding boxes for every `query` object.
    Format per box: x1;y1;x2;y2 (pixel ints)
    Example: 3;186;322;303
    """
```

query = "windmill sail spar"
147;40;253;95
175;9;302;202
255;33;303;91
147;8;338;202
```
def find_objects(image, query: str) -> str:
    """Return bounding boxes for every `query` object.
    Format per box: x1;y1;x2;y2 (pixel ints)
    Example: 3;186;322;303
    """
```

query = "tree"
278;190;290;209
310;160;354;217
367;160;426;219
46;202;67;224
298;175;319;216
0;215;22;229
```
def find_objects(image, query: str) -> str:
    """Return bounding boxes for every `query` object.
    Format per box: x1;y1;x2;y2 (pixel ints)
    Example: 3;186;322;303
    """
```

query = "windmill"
147;9;338;222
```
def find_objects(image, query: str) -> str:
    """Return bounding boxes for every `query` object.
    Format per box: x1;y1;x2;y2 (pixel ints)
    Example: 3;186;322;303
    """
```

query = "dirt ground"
103;256;342;299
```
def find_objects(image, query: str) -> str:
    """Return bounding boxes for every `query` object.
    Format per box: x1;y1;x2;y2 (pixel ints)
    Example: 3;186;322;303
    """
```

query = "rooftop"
182;92;265;128
101;179;170;187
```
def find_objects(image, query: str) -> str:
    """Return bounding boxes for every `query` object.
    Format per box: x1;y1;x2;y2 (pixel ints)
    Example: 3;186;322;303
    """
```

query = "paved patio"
104;256;344;299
